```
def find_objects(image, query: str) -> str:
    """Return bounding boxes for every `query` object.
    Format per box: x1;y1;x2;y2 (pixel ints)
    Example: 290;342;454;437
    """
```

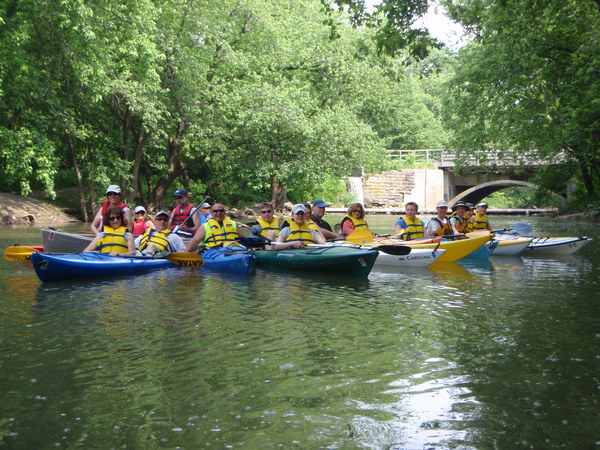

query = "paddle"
306;243;411;256
345;230;375;245
4;246;39;262
506;223;532;234
163;252;204;268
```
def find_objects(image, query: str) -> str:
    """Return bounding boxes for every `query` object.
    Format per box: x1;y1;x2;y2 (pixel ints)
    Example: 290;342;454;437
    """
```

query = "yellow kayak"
373;233;494;263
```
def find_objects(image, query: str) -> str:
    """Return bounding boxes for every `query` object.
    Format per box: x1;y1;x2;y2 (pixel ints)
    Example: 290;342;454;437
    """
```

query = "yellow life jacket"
399;215;424;239
204;217;239;248
285;221;316;244
431;217;453;237
473;212;489;230
306;217;320;232
256;217;279;237
340;215;369;233
138;228;171;252
96;226;129;253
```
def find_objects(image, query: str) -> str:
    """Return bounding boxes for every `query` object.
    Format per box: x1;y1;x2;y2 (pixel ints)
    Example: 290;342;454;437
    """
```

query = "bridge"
352;149;565;210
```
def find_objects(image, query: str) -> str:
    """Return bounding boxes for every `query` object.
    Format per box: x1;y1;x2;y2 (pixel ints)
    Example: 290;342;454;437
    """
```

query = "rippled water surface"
1;216;599;448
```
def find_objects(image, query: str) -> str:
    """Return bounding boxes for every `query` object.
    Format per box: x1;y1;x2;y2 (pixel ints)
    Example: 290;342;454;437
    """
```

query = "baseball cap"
173;188;188;197
155;211;169;218
313;200;329;208
436;200;448;208
200;202;211;209
134;206;146;214
106;185;121;194
292;204;307;214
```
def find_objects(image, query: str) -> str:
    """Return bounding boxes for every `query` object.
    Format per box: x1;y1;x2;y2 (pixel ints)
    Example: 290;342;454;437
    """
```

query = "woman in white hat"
91;185;133;235
132;206;155;237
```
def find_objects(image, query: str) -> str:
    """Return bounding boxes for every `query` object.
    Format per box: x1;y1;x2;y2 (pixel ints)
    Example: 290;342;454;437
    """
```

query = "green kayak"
253;246;379;277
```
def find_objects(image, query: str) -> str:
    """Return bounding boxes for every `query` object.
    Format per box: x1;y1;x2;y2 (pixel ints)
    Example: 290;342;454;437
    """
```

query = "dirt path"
0;193;79;225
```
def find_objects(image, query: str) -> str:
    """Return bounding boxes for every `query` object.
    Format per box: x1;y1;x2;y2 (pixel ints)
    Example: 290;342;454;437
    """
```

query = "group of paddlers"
81;184;493;257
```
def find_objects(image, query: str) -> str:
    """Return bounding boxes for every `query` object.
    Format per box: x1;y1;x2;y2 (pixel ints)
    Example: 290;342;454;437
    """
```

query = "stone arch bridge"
351;149;565;210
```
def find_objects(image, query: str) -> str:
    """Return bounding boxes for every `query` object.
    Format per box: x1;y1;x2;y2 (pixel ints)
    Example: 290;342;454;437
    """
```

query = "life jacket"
431;217;453;237
133;219;150;236
256;217;280;237
340;215;369;233
96;226;129;253
399;215;424;239
204;217;239;247
138;228;172;252
170;204;195;229
285;221;316;244
452;215;470;233
473;212;489;230
99;200;129;230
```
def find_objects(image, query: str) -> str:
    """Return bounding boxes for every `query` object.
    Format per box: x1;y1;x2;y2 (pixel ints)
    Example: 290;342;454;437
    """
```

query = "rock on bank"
0;193;78;225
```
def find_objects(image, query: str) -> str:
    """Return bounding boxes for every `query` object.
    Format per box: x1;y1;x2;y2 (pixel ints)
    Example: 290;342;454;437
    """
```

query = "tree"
442;0;600;200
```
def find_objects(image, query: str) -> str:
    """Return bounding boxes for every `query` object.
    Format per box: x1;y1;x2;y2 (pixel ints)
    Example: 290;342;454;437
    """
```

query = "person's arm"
124;208;133;233
312;230;326;245
124;233;135;256
320;228;343;240
450;217;460;235
393;219;406;236
90;209;102;235
342;221;355;237
273;228;303;249
184;225;206;252
83;235;101;252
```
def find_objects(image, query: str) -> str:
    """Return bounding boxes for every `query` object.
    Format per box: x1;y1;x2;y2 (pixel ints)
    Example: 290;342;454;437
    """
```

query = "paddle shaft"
171;195;211;234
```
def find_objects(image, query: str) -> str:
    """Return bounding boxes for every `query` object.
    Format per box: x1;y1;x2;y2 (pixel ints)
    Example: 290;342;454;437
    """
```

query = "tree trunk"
127;125;146;205
67;135;89;222
270;174;287;210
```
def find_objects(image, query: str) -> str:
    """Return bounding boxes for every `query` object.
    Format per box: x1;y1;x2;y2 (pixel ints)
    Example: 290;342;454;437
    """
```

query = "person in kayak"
394;202;425;239
274;204;326;249
449;201;471;234
247;202;280;240
199;202;213;224
132;206;155;237
135;211;185;255
473;202;493;230
169;188;200;234
340;203;370;237
310;200;343;240
425;200;453;237
91;185;133;235
84;206;135;256
184;203;245;251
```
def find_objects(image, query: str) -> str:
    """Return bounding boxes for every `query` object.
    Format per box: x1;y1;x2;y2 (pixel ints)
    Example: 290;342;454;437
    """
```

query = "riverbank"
0;193;78;225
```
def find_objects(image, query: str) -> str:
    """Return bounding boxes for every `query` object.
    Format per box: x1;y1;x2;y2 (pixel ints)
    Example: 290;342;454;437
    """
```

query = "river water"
1;216;598;448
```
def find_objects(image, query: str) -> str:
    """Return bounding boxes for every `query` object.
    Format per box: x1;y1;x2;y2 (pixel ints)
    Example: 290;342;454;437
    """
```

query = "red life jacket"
170;204;195;229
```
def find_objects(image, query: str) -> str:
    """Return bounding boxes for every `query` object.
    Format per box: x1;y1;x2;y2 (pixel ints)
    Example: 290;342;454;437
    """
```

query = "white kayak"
493;236;533;256
524;236;592;255
373;247;446;268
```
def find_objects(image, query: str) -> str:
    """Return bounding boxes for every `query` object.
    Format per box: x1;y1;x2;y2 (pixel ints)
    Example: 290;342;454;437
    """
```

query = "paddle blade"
166;252;204;268
346;230;374;245
376;245;412;256
4;246;39;262
238;236;270;248
511;223;532;234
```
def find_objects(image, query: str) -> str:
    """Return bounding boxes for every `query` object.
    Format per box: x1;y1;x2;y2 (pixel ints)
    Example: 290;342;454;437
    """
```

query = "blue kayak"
200;246;256;274
31;252;176;283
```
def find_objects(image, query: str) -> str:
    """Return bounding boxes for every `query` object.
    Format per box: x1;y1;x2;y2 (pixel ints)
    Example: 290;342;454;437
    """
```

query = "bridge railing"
386;149;560;167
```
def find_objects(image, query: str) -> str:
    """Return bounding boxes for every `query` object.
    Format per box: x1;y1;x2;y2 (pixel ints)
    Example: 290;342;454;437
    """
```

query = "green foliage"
486;187;555;209
443;0;600;201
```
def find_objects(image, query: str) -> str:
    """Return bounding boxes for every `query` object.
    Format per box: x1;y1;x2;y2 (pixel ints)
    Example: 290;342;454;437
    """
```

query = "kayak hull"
201;246;256;274
42;228;93;253
524;237;592;255
373;248;446;268
462;240;498;260
375;234;493;263
31;252;175;283
493;237;532;256
254;247;378;277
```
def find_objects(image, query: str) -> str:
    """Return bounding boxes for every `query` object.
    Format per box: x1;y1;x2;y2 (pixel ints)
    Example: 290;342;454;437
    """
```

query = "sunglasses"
155;217;168;221
295;211;305;215
175;196;183;200
212;209;225;213
109;216;122;221
107;192;120;196
260;209;272;214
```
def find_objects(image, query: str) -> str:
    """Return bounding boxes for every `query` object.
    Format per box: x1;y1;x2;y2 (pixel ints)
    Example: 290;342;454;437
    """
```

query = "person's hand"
290;241;303;249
